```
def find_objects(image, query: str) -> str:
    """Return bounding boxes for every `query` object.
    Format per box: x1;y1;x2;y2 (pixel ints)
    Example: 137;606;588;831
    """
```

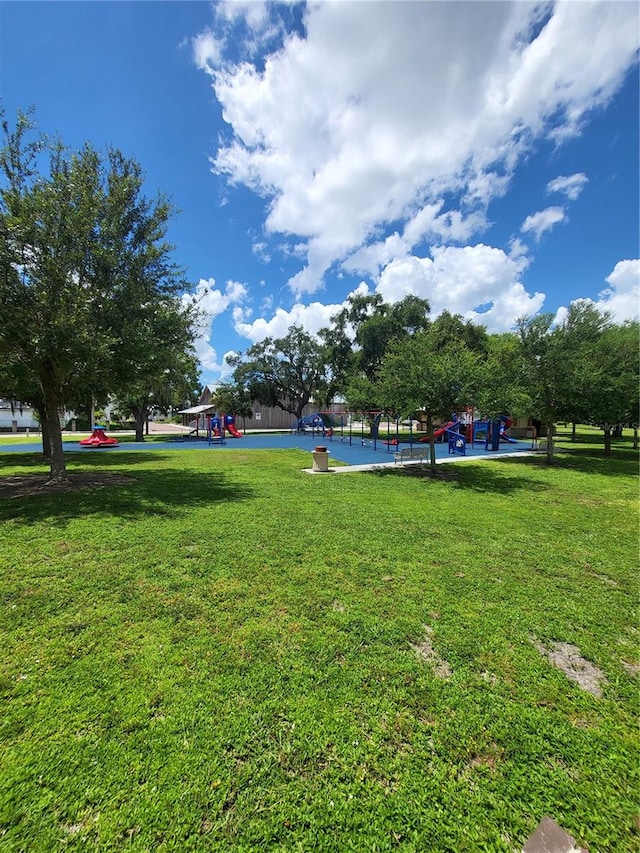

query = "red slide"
226;422;243;438
418;421;457;442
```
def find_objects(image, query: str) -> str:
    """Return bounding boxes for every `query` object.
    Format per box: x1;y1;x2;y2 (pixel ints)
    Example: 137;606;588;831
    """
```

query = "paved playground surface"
0;430;533;468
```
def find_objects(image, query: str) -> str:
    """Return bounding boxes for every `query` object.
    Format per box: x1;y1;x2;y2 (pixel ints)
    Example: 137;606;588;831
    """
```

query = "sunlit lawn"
0;427;638;851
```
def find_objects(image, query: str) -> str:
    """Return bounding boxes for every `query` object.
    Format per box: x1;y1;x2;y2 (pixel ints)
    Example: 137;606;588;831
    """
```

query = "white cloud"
508;237;531;265
187;276;247;317
215;0;269;28
252;240;271;263
521;206;566;241
233;298;345;344
344;203;489;279
237;240;544;345
596;259;640;322
553;261;640;328
220;351;239;378
376;244;543;332
186;277;248;371
192;30;224;75
198;1;638;295
547;173;589;201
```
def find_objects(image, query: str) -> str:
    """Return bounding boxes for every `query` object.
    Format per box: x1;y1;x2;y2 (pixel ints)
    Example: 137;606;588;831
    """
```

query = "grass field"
0;428;638;851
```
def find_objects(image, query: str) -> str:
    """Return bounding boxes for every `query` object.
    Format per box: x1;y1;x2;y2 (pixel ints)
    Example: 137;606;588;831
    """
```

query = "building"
189;386;345;432
0;399;40;432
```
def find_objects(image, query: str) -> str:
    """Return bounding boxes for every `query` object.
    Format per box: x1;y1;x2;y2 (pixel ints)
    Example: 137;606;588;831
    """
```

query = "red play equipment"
418;420;458;442
225;415;243;438
79;426;119;447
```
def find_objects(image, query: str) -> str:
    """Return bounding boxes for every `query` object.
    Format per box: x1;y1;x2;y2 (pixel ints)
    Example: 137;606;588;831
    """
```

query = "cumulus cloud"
521;206;566;241
596;259;640;322
252;240;271;263
552;261;640;328
344;203;490;279
186;277;248;371
233;298;346;344
197;1;638;296
375;244;543;333
547;173;589;201
232;241;544;348
192;29;224;76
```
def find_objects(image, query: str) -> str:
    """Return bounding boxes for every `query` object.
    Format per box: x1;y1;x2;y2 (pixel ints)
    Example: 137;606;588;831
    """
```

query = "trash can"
312;445;329;472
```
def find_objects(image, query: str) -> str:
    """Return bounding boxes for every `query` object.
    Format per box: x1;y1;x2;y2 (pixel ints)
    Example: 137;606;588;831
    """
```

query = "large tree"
587;320;639;455
376;329;479;473
0;110;196;479
516;302;613;463
210;382;253;430
320;293;431;392
475;331;530;423
227;325;328;420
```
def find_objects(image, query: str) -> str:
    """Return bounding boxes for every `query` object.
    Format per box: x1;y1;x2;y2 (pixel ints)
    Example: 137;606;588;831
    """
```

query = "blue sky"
2;1;638;388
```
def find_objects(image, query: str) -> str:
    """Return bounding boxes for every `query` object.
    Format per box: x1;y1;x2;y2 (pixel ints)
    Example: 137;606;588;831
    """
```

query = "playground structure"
183;411;244;444
292;408;518;458
207;413;243;446
418;409;517;455
79;425;119;447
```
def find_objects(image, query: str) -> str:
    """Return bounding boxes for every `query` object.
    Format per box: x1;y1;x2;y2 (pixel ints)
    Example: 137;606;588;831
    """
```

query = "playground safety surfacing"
0;432;533;469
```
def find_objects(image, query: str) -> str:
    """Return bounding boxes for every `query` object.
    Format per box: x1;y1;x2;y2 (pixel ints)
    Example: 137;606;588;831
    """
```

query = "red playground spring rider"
79;425;119;447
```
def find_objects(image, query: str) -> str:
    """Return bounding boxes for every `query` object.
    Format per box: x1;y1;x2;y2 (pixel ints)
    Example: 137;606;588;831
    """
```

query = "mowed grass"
0;431;638;851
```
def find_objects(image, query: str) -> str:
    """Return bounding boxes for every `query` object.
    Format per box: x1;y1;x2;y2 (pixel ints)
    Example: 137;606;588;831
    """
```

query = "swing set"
314;410;419;455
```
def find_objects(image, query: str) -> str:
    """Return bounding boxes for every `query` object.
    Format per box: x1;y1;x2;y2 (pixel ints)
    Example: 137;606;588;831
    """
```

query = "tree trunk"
571;422;577;442
39;363;68;482
603;422;611;456
130;404;148;442
633;426;638;450
545;420;555;465
33;401;50;459
133;407;146;442
427;413;437;474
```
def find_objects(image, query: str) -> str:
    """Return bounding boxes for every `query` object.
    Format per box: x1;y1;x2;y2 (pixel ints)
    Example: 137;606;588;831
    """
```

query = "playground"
0;426;532;467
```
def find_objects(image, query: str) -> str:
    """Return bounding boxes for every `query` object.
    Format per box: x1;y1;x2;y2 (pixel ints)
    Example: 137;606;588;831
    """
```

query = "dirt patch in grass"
411;625;452;678
0;472;136;499
533;640;607;698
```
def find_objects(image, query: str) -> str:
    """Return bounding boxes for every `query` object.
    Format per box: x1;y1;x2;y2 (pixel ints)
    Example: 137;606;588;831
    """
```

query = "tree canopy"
227;325;328;420
226;287;636;463
0;110;200;478
376;328;480;472
320;293;431;391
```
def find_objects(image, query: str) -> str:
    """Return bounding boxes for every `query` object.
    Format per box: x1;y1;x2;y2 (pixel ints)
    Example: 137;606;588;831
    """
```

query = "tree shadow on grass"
370;445;638;492
0;464;255;528
0;450;173;471
496;445;639;478
368;458;551;495
550;446;639;477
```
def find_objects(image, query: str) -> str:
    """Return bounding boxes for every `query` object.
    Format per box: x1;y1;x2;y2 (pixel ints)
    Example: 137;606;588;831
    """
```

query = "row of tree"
220;292;638;469
2;111;636;481
0;111;201;481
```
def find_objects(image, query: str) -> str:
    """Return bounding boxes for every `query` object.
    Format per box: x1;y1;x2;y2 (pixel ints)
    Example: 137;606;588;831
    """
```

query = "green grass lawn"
0;429;638;851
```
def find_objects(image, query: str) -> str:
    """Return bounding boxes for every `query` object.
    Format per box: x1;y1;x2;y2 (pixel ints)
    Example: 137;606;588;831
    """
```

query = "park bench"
393;446;427;465
532;438;549;452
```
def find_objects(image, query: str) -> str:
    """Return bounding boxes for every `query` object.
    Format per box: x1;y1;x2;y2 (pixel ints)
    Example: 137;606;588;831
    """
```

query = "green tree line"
225;294;638;471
